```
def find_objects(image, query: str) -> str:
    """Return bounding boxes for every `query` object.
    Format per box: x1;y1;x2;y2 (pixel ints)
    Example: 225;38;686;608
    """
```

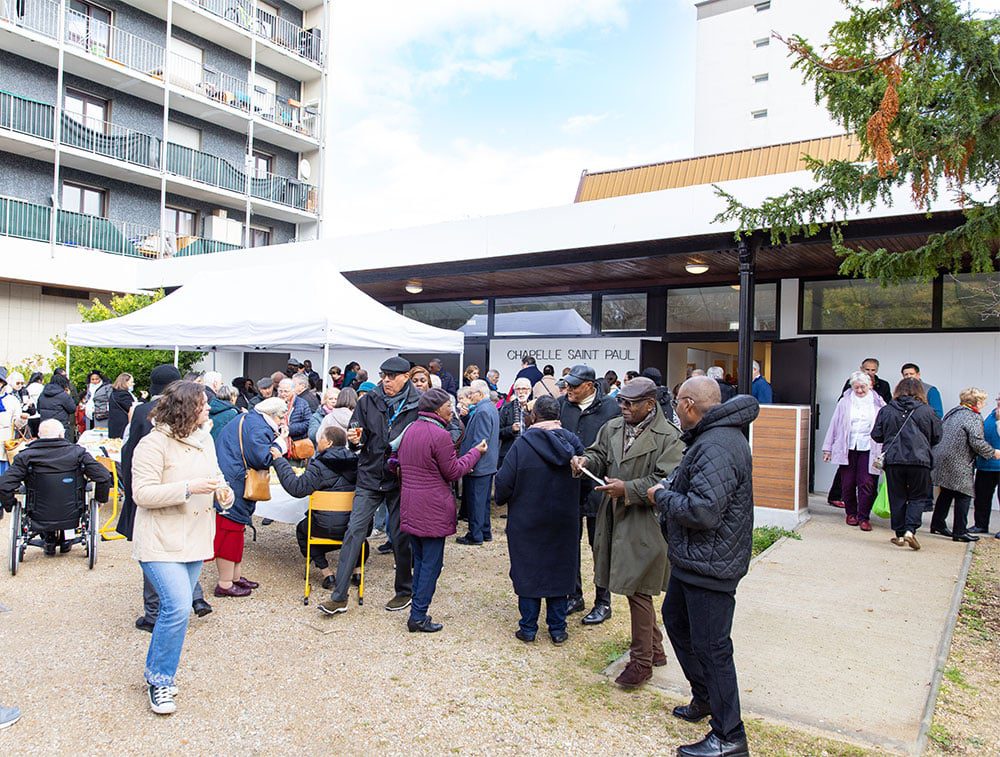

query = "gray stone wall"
0;153;55;205
252;137;297;178
63;72;164;137
0;50;57;104
98;0;167;46
59;165;161;226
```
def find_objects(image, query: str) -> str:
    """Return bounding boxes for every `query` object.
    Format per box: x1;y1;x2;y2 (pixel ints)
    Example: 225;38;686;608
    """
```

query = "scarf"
623;411;655;455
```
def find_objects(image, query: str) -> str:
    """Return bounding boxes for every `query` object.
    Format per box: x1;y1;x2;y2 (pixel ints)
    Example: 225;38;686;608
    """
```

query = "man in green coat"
572;377;684;689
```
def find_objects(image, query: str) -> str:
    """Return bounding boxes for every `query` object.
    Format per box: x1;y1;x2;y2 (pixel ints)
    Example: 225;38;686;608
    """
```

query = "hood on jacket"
209;397;237;415
522;426;578;466
682;394;760;443
316;444;359;473
891;395;924;414
41;382;69;398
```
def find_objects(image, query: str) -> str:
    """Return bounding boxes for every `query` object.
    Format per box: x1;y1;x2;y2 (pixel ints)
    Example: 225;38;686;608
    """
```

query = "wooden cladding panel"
751;406;811;512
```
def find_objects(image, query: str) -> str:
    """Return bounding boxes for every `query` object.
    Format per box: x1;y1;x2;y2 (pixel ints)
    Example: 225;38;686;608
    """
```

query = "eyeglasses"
617;397;649;409
379;371;403;379
671;396;693;409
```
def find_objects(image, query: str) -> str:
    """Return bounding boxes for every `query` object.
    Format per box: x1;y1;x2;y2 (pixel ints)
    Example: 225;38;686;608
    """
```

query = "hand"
647;483;664;505
595;477;627;501
512;422;520;432
475;440;488;453
270;447;282;460
215;484;234;509
993;449;1000;460
347;427;363;445
570;456;587;474
188;477;220;495
822;451;831;463
277;424;289;438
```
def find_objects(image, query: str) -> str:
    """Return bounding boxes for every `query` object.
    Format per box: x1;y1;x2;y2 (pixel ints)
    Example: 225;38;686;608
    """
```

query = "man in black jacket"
650;377;758;757
559;364;621;624
319;356;421;616
37;374;78;438
0;419;112;555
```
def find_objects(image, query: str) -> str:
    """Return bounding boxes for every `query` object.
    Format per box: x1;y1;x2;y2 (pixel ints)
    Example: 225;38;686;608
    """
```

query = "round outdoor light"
685;262;710;275
405;280;423;294
469;299;485;305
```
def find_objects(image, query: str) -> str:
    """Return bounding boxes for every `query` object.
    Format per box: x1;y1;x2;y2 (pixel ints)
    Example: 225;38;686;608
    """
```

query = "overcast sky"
323;0;1000;237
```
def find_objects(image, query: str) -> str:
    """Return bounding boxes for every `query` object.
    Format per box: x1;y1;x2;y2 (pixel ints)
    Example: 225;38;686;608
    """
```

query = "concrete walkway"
607;497;972;754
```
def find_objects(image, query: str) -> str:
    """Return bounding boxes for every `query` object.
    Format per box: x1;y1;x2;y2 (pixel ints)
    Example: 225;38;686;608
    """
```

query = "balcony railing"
254;88;317;139
0;195;242;257
250;170;317;212
186;0;322;65
61;115;161;169
169;52;253;114
166;142;247;193
64;7;165;78
0;0;59;39
0;90;55;141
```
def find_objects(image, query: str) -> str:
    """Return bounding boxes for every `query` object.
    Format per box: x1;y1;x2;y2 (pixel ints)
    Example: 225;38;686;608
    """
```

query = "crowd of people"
2;351;999;757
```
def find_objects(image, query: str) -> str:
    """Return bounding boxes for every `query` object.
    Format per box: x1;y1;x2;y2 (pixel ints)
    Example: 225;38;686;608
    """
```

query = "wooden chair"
95;456;124;541
303;491;363;606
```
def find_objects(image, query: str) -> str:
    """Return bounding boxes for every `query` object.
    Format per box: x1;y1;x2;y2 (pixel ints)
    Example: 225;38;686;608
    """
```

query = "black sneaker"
147;684;176;715
385;594;412;611
135;617;155;633
377;541;393;555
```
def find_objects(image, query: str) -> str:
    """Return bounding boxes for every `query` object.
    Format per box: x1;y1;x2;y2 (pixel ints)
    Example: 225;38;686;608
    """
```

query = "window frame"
252;149;274;178
63;87;110;134
61;180;107;217
164;205;198;237
599;291;649;334
66;0;113;54
248;224;272;248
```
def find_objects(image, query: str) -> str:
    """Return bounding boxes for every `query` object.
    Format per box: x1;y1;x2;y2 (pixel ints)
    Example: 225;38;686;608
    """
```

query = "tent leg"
212;349;217;370
65;337;70;379
321;343;330;391
173;346;179;368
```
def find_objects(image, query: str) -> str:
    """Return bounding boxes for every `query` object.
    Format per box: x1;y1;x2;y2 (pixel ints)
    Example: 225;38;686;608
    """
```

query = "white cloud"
562;113;610;134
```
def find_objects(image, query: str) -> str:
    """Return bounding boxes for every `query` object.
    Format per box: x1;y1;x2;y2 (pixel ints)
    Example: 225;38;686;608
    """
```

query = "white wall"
488;337;642;392
0;281;92;366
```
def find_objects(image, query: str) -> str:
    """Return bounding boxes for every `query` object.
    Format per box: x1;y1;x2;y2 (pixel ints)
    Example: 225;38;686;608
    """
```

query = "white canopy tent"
65;264;464;381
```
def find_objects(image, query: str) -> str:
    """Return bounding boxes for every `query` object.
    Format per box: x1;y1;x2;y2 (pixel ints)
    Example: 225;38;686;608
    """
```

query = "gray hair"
38;419;65;439
706;366;724;380
254;397;288;418
849;370;872;388
486;369;500;382
513;377;532;389
752;361;762;373
216;384;237;403
470;379;491;397
203;371;222;390
456;386;475;400
292;374;310;389
278;378;294;392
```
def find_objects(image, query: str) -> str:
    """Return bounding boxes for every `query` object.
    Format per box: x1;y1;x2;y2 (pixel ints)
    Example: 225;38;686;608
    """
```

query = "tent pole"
173;346;179;368
321;343;330;391
212;349;217;370
65;335;70;379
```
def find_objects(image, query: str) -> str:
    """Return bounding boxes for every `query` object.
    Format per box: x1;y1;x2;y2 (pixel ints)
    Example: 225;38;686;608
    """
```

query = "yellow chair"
303;491;364;606
96;456;125;542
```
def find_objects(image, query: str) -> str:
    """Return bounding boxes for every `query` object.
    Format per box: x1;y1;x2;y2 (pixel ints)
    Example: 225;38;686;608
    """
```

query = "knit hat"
358;381;377;394
418;387;451;413
149;364;182;396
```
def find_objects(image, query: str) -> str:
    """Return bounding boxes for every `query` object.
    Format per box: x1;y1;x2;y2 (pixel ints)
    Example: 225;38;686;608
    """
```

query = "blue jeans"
410;536;445;622
518;596;568;639
464;474;493;543
140;560;202;687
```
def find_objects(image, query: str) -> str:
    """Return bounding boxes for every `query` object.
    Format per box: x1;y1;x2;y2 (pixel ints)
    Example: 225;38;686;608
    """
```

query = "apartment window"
753;37;769;48
752;109;768;119
249;225;272;247
167;120;201;150
62;182;106;216
754;1;771;11
601;292;647;332
66;0;112;56
252;150;273;177
752;73;769;84
165;206;197;237
170;38;204;90
64;88;108;133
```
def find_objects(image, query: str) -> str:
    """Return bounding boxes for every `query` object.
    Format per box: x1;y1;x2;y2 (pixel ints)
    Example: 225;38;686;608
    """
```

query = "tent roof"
66;264;464;353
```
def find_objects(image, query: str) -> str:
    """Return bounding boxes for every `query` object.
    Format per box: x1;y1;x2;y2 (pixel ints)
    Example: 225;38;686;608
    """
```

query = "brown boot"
614;660;652;689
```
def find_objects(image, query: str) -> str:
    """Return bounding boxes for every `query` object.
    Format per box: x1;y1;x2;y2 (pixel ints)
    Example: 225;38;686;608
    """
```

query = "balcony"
0;195;243;258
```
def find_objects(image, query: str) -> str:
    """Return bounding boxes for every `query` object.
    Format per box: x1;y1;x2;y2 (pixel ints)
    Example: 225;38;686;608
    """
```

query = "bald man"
649;377;759;757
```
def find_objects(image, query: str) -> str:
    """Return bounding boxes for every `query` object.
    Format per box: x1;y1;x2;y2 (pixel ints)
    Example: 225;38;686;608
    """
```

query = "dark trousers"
573;515;611;606
628;592;664;670
332;487;411;602
464;474;493;543
883;465;932;537
517;595;568;638
827;466;843;503
973;470;999;531
142;572;205;624
931;487;972;536
295;518;368;571
840;450;877;520
410;536;445;622
663;575;745;743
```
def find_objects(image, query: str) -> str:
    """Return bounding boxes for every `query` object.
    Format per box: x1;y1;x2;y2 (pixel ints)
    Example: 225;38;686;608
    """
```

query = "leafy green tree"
51;290;203;392
716;0;999;284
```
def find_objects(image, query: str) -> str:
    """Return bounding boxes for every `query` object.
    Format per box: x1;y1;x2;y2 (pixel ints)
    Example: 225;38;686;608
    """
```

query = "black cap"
149;364;182;396
563;364;596;387
286;358;303;367
380;356;411;375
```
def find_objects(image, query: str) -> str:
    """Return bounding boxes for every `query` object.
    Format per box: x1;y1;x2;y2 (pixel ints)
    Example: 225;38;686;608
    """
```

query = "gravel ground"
1;504;872;755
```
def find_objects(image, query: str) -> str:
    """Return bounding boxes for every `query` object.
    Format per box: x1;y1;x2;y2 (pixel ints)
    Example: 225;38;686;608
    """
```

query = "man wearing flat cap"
571;376;683;690
558;364;620;624
319;356;421;616
249;376;273;409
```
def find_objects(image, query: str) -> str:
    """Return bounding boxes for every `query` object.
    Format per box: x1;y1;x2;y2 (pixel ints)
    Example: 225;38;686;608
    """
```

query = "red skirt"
213;513;246;562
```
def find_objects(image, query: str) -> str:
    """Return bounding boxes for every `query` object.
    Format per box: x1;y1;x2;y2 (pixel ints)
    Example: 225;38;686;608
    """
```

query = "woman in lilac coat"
822;371;885;531
397;388;486;633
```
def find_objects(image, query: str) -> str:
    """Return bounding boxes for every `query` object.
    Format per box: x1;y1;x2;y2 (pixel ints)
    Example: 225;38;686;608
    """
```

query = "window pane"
667;283;776;333
82;187;103;216
800;278;932;331
601;292;646;332
495;294;592;336
402;300;488;336
62;184;81;212
941;273;1000;329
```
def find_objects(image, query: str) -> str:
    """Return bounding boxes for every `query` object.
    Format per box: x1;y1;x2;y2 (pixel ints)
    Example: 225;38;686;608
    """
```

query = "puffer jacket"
286;394;312;441
398;412;481;537
272;445;357;535
655;395;759;591
871;396;942;469
932;405;996;496
37;382;77;434
215;411;280;525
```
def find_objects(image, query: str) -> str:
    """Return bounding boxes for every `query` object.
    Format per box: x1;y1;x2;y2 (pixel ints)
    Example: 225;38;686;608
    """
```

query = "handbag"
871;476;891;519
238;416;271;502
4;425;30;464
873;408;914;471
283;400;315;460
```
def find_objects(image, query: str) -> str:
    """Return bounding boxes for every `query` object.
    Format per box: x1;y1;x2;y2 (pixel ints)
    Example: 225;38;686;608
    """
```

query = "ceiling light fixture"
404;280;423;294
469;299;485;305
685;262;710;275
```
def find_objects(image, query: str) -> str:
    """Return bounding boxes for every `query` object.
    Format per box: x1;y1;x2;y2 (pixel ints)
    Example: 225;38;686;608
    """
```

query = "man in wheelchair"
0;419;112;555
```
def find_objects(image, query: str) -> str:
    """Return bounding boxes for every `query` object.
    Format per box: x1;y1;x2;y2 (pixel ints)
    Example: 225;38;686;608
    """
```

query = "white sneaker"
147;684;176;715
0;705;21;729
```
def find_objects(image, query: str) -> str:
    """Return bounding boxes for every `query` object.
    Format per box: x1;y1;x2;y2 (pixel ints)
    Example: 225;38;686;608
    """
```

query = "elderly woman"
0;371;27;475
208;384;241;440
409;366;431;393
131;380;234;714
496;395;584;644
308;386;341;444
871;378;943;550
397;387;485;633
213;396;287;596
822;371;886;531
930;388;1000;542
317;387;357;440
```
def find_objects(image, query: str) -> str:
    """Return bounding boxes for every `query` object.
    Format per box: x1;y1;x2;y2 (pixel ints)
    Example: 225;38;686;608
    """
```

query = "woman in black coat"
37;375;78;438
108;373;136;439
495;396;583;644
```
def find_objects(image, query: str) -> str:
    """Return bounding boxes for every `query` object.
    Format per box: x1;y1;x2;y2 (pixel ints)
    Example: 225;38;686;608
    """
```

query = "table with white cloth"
77;429;122;463
252;484;308;524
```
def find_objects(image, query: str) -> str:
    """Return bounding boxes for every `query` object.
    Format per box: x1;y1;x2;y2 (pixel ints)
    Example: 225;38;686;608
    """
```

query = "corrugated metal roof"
574;134;861;202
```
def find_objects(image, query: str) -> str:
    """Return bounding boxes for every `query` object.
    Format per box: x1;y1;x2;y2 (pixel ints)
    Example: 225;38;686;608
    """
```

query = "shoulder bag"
283;400;315;460
873;408;914;471
239;415;271;501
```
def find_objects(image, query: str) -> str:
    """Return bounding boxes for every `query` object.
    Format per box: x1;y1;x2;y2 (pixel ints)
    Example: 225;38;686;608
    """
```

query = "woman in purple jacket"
398;388;486;633
821;371;885;531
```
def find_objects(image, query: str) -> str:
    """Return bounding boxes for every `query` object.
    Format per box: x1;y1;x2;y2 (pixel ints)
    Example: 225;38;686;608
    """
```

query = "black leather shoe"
550;632;568;645
321;575;336;590
407;617;443;633
134;617;155;633
930;527;954;538
582;603;612;625
677;732;749;757
261;518;274;526
673;699;712;722
566;596;586;614
953;533;979;542
514;630;535;643
455;535;483;546
192;599;213;618
967;526;988;534
377;541;394;554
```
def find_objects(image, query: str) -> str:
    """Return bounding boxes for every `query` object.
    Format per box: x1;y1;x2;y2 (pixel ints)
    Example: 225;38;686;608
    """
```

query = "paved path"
607;497;971;754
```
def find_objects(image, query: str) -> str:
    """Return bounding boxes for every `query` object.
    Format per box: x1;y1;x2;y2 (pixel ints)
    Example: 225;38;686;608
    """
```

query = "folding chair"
303;491;364;606
95;456;125;541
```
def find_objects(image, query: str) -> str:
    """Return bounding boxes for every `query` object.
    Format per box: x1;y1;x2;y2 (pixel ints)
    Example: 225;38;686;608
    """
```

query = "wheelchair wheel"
86;500;98;570
9;502;21;576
